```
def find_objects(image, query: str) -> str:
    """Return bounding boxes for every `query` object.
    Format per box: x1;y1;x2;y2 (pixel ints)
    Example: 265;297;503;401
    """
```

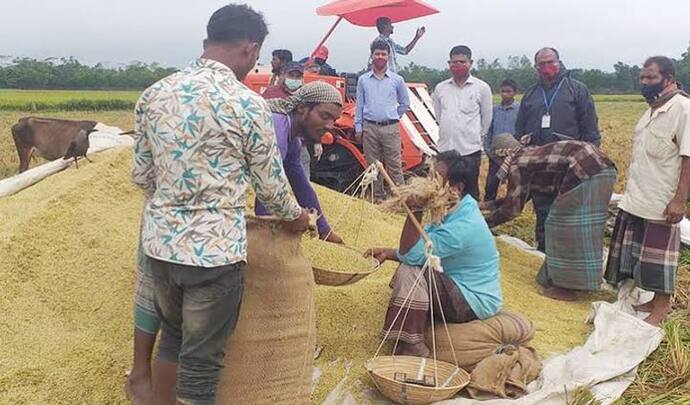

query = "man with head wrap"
480;133;616;302
258;81;344;244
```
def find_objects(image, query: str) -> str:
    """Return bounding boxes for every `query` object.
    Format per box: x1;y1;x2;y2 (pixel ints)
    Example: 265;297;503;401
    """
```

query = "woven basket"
309;244;381;286
312;260;380;286
365;356;469;405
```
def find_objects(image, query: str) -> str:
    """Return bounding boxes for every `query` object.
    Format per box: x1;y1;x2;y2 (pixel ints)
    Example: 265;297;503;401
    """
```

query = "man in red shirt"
263;62;304;99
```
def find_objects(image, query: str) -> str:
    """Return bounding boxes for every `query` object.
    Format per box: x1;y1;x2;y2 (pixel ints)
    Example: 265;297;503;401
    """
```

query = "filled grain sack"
425;311;540;399
217;217;316;404
426;311;536;371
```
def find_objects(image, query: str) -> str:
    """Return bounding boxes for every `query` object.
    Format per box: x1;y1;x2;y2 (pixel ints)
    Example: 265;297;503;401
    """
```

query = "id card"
541;114;551;129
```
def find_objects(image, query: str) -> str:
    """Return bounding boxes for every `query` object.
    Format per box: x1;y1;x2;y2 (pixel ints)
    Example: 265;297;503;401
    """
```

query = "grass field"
0;89;642;112
0;94;687;403
0;89;141;111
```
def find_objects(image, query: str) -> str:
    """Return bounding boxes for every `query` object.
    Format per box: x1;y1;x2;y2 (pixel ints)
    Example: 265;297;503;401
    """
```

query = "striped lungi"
604;210;679;294
537;167;616;291
134;241;160;335
381;264;477;344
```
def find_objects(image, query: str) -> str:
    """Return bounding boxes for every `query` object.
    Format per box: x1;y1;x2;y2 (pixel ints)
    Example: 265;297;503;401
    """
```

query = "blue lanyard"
541;79;564;114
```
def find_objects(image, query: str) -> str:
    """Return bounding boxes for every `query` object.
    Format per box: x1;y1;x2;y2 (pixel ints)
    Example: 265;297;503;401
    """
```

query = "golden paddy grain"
303;237;378;273
0;148;614;404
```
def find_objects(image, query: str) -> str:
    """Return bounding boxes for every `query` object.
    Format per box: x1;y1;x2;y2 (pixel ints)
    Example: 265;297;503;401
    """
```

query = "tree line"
399;43;690;94
0;57;177;90
1;42;689;93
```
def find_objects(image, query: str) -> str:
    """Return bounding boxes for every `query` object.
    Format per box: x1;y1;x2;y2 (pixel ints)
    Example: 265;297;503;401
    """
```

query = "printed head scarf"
267;81;342;114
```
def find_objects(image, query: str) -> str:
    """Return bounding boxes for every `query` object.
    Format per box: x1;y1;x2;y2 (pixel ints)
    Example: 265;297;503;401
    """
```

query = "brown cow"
11;117;97;173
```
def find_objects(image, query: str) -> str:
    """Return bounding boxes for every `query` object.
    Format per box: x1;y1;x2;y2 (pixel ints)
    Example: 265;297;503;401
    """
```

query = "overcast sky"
1;0;689;72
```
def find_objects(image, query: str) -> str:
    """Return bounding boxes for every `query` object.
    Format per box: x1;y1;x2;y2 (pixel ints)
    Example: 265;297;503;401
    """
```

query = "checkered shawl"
484;140;615;228
267;81;342;114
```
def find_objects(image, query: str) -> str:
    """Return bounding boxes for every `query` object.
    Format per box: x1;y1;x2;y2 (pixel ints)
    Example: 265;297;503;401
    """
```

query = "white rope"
374;265;426;358
360;163;379;191
428;258;438;387
307;164;378;271
430;259;459;368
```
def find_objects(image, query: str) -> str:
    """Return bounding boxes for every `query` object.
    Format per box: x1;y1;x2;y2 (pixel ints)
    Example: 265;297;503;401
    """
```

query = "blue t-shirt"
397;195;502;319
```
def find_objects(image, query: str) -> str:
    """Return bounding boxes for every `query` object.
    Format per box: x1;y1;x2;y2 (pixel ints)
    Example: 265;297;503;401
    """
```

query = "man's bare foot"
394;342;431;358
633;300;654;313
125;372;153;405
541;286;577;301
643;311;670;326
643;304;672;326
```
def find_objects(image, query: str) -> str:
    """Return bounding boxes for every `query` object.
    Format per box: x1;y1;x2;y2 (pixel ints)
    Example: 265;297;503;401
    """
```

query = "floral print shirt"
132;58;302;268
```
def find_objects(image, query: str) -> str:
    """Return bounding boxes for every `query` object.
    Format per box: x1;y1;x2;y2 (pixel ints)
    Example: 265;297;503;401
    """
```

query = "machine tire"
311;142;364;192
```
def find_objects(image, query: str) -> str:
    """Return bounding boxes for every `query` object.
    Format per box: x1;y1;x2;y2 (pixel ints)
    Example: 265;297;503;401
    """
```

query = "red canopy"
316;0;439;27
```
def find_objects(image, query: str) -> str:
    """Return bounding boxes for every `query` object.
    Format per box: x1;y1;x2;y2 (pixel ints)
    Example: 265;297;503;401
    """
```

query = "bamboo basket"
365;356;469;405
307;242;381;286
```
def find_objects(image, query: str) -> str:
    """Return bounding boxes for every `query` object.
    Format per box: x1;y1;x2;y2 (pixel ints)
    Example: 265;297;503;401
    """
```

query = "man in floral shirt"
130;4;309;404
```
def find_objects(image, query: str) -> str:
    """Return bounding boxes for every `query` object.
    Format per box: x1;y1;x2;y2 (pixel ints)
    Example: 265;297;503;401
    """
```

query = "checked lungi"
381;264;477;344
536;167;617;291
604;210;680;294
134;241;160;335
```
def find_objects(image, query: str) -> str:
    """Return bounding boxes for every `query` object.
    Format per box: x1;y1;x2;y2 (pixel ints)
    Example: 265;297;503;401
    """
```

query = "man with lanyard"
372;17;425;73
432;45;493;201
259;81;344;244
355;40;410;201
514;47;600;252
605;56;690;325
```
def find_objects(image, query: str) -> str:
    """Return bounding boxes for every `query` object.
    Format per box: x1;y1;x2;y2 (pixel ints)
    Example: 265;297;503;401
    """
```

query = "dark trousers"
532;192;556;253
150;258;245;405
484;158;501;201
463;150;482;201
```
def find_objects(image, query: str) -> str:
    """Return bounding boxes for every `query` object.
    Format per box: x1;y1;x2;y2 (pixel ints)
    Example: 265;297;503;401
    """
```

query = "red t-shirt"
262;85;289;99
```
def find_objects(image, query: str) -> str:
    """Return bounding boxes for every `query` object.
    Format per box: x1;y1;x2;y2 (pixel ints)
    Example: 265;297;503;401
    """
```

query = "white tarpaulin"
0;123;133;198
436;283;663;405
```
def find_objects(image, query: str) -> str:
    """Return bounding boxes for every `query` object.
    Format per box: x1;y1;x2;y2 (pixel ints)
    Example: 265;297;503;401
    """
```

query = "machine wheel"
311;142;364;192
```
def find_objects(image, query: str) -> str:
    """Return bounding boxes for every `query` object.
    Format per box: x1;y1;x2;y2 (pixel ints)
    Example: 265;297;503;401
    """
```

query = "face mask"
450;64;469;78
284;78;303;92
372;58;388;70
640;80;666;103
537;63;560;81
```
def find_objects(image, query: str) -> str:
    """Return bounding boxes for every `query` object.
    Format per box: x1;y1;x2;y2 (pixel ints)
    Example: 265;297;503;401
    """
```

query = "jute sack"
217;217;316;404
425;311;535;371
466;345;541;399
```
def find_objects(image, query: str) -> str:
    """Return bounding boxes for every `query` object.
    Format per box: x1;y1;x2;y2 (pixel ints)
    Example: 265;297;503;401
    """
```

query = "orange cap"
312;46;329;61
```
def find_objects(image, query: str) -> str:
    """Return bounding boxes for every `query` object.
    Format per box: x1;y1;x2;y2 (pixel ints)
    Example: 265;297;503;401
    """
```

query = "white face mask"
284;78;303;92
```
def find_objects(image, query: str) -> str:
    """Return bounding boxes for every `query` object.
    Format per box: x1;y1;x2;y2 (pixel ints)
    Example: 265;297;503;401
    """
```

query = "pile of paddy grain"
0;147;612;404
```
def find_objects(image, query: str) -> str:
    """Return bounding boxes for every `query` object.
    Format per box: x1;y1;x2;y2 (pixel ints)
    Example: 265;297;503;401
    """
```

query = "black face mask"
640;79;667;103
